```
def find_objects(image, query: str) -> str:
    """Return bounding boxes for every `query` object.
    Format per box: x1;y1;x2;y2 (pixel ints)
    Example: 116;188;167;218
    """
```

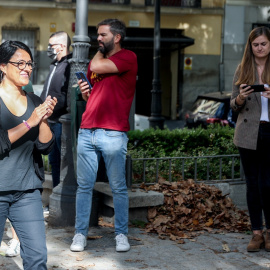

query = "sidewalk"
1;215;270;270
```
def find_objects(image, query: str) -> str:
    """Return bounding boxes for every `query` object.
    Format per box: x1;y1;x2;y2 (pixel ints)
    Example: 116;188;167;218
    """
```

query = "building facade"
224;0;270;95
0;0;227;120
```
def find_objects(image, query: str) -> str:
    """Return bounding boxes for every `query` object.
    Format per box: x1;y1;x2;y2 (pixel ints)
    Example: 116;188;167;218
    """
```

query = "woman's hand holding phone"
262;84;270;99
239;84;253;100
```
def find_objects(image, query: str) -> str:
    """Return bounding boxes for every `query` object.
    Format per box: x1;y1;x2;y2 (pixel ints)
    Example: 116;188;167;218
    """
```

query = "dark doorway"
87;26;194;118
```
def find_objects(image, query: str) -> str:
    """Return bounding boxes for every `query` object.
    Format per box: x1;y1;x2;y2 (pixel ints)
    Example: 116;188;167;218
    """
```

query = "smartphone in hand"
75;71;92;89
246;84;269;92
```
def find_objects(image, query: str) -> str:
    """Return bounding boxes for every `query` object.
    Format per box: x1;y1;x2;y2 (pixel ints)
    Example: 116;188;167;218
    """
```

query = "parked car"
185;91;237;128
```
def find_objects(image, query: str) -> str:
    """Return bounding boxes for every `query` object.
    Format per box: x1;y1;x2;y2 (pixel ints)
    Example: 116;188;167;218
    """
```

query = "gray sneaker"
115;234;130;252
6;239;20;257
70;233;86;252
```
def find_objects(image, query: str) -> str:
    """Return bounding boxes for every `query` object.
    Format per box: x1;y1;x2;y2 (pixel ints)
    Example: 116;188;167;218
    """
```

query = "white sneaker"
6;239;20;257
70;233;86;252
115;234;130;252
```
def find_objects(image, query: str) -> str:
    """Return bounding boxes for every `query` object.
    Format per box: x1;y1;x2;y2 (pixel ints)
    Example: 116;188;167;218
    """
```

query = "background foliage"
127;125;239;183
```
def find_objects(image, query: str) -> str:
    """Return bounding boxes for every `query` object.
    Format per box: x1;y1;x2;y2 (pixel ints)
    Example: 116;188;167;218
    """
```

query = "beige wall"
0;7;222;56
202;0;225;8
87;11;222;55
0;8;75;50
0;4;223;118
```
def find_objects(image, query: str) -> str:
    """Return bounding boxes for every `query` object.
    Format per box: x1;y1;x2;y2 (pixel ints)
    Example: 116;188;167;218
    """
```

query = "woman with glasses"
0;40;57;270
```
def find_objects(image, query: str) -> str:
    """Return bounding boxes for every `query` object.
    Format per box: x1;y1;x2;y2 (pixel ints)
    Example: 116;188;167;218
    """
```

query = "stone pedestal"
49;0;91;227
49;114;77;226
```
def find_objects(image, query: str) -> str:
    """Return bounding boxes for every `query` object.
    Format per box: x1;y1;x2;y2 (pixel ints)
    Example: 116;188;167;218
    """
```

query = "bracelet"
23;120;31;130
238;94;245;101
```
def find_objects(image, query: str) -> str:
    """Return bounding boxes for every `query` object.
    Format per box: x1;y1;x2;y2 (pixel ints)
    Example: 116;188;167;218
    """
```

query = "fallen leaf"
129;236;142;241
76;255;84;261
193;219;199;225
87;235;103;240
222;244;230;252
205;218;214;227
143;180;250;243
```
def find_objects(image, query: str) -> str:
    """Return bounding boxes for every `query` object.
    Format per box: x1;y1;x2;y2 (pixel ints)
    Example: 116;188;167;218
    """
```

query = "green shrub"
127;125;239;183
42;155;51;173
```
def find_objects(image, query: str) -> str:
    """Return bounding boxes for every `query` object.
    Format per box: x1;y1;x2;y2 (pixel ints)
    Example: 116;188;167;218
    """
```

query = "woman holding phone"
0;40;57;269
231;26;270;252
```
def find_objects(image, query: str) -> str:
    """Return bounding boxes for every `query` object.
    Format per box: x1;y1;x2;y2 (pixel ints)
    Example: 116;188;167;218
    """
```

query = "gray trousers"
0;189;47;270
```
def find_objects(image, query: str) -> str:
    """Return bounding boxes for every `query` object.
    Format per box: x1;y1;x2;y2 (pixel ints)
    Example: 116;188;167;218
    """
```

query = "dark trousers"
0;189;47;270
48;122;62;187
239;123;270;231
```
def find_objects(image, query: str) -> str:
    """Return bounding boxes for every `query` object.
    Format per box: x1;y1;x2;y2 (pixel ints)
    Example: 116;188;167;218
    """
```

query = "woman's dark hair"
0;40;33;83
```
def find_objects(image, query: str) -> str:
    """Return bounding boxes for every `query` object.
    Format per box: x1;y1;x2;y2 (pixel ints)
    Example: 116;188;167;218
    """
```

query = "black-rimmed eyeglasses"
8;60;36;70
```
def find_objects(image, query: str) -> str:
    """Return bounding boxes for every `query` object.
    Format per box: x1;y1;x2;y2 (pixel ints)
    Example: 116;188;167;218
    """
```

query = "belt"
89;128;118;131
260;121;270;124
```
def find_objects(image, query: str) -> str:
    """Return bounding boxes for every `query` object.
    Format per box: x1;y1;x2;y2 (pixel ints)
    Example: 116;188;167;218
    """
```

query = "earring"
0;72;5;81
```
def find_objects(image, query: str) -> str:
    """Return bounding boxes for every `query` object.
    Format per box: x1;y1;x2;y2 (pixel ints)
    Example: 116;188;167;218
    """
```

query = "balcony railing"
89;0;130;4
145;0;201;7
25;0;202;7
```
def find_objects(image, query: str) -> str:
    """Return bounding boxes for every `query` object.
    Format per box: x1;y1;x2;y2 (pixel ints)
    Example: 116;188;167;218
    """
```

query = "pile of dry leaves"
141;179;250;241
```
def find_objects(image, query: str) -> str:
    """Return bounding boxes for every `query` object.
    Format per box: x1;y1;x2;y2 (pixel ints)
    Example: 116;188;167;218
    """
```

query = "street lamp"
149;0;164;129
49;0;91;226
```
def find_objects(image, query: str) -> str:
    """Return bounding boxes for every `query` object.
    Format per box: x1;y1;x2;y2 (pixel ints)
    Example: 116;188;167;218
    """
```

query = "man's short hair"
97;19;126;44
50;31;71;49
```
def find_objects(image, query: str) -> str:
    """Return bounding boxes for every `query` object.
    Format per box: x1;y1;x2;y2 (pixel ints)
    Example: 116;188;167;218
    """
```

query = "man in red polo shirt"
70;18;137;253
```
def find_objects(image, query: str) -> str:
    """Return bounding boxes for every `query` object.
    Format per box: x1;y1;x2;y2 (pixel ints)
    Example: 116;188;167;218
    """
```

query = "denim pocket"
103;130;123;137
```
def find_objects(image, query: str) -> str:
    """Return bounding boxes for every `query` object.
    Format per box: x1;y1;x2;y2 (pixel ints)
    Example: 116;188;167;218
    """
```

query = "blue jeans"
48;122;62;187
75;128;129;236
0;189;47;270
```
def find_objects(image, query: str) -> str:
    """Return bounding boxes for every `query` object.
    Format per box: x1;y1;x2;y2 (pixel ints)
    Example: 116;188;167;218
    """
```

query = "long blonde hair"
235;26;270;85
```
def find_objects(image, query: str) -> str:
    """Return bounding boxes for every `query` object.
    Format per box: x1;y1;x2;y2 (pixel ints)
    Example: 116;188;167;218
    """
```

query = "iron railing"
43;154;244;188
126;154;244;188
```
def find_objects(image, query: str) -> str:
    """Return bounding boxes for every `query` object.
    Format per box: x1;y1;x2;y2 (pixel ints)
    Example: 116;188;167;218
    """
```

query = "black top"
0;93;55;192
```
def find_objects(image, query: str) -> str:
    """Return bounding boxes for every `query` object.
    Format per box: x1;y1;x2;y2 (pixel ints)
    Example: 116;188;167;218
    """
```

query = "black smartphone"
246;84;269;92
75;71;92;89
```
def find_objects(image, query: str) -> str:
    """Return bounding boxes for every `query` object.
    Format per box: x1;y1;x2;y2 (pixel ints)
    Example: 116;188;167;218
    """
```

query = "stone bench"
42;174;164;224
93;182;164;223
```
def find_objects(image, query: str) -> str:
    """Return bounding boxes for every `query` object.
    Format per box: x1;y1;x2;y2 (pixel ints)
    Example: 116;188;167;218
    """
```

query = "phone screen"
75;71;92;89
247;84;269;92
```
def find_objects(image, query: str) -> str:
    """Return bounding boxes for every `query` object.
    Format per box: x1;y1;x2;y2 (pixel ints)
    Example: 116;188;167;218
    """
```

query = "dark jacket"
40;53;72;122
